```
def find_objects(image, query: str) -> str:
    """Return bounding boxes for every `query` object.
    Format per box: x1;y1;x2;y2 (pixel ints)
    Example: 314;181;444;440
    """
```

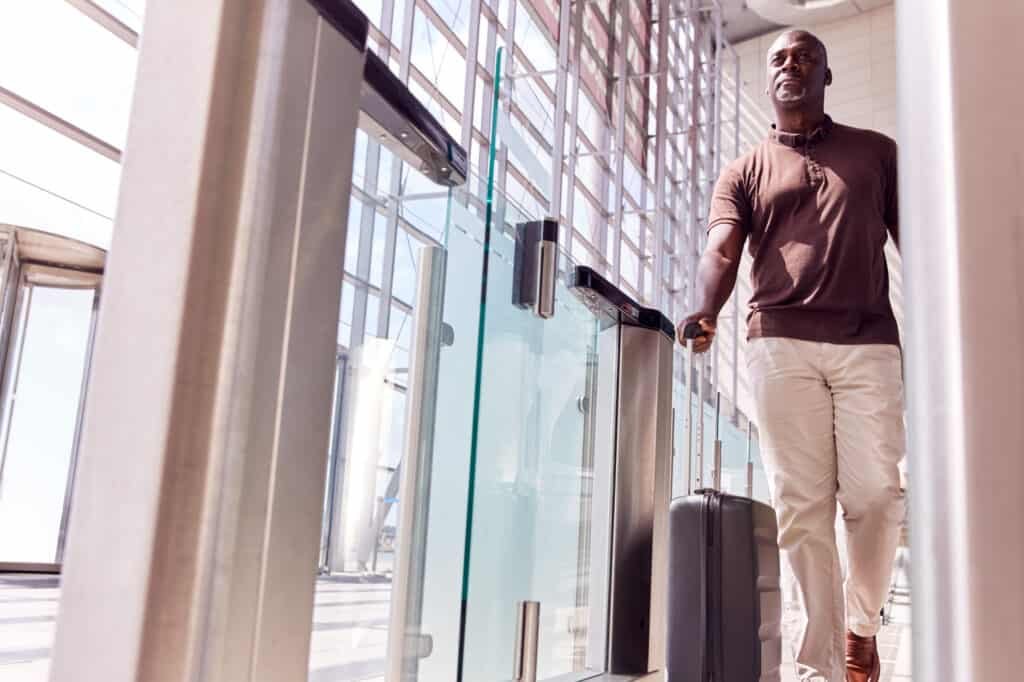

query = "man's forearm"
691;250;739;320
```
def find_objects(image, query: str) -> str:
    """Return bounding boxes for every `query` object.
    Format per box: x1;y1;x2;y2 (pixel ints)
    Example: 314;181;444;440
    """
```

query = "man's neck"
773;108;827;135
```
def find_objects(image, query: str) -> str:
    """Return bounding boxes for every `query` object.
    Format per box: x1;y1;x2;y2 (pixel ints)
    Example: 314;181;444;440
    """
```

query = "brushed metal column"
606;324;674;674
897;1;1024;679
513;601;540;682
49;2;366;680
387;245;447;682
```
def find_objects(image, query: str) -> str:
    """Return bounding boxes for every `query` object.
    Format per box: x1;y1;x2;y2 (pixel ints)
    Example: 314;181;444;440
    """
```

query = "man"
678;30;904;682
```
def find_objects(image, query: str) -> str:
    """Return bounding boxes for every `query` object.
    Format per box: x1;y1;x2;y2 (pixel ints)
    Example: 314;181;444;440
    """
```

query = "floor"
0;573;911;681
778;592;913;682
0;572;395;682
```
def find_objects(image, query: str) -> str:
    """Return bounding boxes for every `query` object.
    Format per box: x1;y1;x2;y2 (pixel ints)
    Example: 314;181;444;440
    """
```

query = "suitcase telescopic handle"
683;322;706;492
682;321;705;340
683;321;722;493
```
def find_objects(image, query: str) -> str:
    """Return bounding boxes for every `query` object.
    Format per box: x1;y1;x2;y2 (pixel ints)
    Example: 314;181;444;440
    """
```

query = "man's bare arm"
676;222;746;353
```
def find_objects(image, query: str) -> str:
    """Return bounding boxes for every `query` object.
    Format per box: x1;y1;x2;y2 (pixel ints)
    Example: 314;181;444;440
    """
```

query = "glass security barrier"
460;41;671;680
305;35;676;682
451;47;616;681
309;186;457;682
456;185;615;682
304;1;468;673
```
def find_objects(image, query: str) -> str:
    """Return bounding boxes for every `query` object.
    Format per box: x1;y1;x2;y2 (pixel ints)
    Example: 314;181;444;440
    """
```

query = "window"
0;0;137;147
0;106;120;247
91;0;145;31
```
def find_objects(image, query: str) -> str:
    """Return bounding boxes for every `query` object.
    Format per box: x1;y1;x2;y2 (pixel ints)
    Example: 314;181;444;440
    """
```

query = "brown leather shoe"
846;631;881;682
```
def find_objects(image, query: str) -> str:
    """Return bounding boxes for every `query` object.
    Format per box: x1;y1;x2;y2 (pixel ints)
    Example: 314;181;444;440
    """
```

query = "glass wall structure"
0;1;768;680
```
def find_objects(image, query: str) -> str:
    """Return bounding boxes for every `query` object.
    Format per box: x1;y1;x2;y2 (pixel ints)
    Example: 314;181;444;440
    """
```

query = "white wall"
718;4;901;422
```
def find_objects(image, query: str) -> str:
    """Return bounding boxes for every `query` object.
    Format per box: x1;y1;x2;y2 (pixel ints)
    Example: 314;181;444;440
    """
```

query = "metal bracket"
512;219;559;319
513;601;540;682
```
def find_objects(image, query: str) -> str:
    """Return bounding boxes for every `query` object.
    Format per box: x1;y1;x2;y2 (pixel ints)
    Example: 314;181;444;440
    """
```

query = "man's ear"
825;68;833;86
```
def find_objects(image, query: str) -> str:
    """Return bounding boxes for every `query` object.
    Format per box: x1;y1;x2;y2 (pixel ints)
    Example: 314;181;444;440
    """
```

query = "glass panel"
459;205;610;679
0;282;95;564
91;0;146;31
424;0;469;49
457;48;613;682
308;190;456;682
671;375;771;504
410;10;467;112
0;105;120;248
0;0;138;147
392;224;427;304
414;195;486;681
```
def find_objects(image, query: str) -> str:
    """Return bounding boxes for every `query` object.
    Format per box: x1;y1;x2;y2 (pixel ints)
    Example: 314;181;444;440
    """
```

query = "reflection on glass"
392;225;426;305
408;195;484;682
308;187;455;682
310;334;411;682
671;381;770;504
0;284;95;564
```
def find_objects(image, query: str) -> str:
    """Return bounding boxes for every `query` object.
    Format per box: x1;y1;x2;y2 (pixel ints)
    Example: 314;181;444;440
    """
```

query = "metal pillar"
51;2;368;679
652;0;670;309
49;0;467;679
569;267;674;675
897;1;1024;680
610;5;627;286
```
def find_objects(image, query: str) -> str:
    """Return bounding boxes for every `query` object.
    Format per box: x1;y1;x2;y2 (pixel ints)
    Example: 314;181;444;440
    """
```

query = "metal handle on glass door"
513;219;558;319
514;601;540;682
536;239;557;319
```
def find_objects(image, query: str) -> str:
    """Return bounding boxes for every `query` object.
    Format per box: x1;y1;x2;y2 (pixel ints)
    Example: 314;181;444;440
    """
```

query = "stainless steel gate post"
50;0;467;678
51;3;370;678
568;266;675;675
513;600;540;682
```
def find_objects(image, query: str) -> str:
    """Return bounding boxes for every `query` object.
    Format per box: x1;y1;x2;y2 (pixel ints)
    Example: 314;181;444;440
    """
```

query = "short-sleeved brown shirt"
709;116;900;346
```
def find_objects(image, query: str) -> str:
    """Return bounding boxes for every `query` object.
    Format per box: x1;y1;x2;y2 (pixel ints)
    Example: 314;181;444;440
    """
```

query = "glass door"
456;48;616;682
0;265;99;568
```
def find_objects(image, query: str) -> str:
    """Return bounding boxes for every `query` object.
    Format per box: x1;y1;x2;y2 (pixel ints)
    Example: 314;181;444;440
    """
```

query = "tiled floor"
0;574;56;682
778;586;913;682
0;573;395;682
0;573;911;681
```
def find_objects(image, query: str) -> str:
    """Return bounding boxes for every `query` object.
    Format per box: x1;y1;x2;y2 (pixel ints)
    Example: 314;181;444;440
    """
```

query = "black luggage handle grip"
682;321;709;340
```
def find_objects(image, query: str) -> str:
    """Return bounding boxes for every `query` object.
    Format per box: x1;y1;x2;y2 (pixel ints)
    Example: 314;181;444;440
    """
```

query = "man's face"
766;32;831;108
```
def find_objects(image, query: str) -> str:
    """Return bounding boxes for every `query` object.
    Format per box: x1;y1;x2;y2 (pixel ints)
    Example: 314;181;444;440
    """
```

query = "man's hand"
677;315;717;354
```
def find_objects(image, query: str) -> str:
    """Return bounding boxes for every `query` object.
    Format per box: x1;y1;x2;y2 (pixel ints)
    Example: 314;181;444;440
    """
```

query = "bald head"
765;30;832;112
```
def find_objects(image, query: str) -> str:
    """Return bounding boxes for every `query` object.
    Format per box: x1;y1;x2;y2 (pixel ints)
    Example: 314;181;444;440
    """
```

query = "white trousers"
746;338;906;682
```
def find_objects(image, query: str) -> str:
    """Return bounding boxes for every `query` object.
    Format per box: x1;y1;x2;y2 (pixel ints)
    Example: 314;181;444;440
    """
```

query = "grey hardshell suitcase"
667;326;783;681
